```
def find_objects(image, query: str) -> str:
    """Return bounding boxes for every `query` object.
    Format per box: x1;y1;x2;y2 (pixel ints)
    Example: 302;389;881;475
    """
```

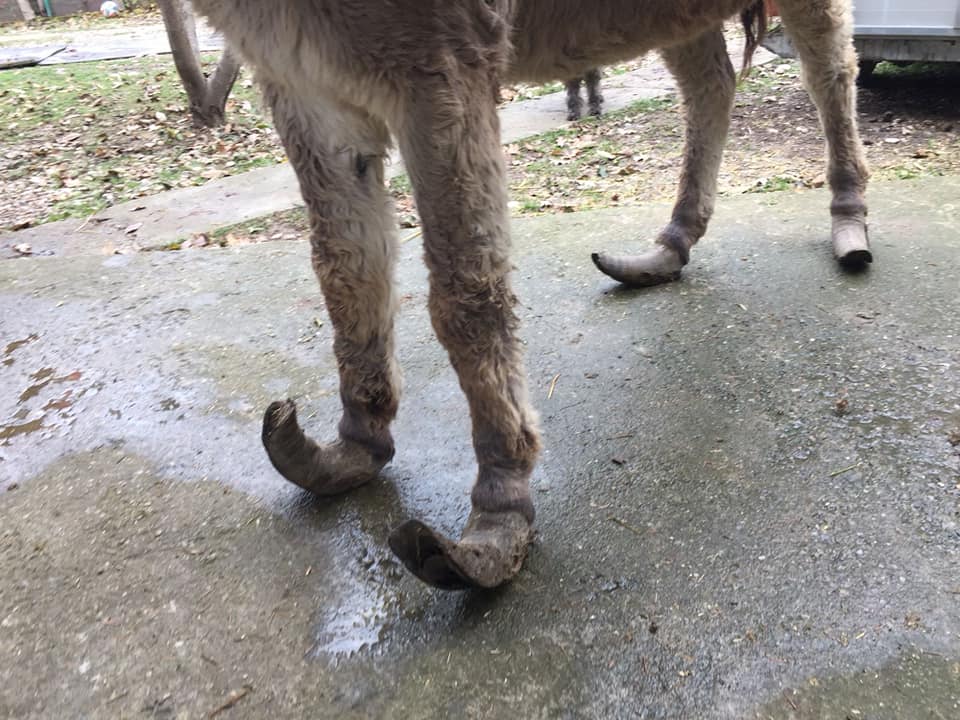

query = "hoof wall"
388;512;532;591
388;520;476;591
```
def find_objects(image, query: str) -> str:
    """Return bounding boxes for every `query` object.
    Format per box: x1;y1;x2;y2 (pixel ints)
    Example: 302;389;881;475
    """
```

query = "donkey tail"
740;0;768;78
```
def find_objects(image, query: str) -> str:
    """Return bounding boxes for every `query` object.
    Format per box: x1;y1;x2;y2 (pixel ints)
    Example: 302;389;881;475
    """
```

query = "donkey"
565;69;604;121
189;0;871;590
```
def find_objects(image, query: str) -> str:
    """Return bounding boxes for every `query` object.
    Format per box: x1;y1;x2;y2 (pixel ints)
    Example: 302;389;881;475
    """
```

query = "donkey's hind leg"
585;68;604;117
387;68;540;590
593;28;735;286
259;84;401;496
777;0;871;266
566;77;584;121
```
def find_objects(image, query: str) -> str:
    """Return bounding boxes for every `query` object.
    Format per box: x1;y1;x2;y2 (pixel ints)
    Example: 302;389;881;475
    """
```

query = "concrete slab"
35;31;222;64
0;43;65;68
0;19;222;61
1;176;958;718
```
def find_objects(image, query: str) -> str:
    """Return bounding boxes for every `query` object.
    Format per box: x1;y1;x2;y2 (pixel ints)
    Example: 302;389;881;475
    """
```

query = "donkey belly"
196;0;516;122
507;0;754;82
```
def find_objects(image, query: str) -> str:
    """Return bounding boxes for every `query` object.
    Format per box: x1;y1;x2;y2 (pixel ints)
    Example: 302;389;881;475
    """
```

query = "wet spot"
310;546;406;661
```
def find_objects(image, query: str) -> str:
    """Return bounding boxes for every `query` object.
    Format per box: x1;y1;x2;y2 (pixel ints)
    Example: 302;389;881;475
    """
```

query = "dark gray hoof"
388;511;532;591
262;399;387;496
838;248;873;269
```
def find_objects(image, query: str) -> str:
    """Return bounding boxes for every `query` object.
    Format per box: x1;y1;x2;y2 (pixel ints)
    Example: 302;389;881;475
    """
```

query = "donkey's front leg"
387;71;541;590
777;0;871;266
593;28;735;286
260;86;400;495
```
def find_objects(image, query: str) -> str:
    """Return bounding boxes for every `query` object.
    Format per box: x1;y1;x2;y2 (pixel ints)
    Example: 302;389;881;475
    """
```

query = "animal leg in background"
777;0;871;265
387;68;541;590
259;85;402;496
565;68;604;121
585;67;604;117
565;76;585;121
593;28;735;286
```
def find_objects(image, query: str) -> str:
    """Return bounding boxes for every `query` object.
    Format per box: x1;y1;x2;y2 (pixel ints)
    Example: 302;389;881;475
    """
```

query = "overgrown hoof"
262;399;387;496
388;511;532;591
832;216;872;269
591;247;684;287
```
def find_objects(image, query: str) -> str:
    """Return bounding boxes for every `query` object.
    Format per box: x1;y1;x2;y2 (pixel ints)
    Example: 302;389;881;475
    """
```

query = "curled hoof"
388;511;533;590
591;246;684;287
262;399;388;496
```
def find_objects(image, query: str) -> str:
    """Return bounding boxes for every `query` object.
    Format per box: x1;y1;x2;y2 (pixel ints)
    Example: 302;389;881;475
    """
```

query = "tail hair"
740;0;768;78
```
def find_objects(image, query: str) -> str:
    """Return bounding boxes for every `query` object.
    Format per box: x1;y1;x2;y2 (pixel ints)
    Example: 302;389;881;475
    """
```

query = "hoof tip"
839;249;873;269
263;399;296;433
388;520;473;591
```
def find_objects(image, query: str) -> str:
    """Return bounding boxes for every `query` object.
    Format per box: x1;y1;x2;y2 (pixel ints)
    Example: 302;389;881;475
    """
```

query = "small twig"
782;690;799;711
547;373;561;399
106;690;129;704
829;462;861;478
75;212;97;232
608;516;645;537
208;686;252;718
400;228;422;244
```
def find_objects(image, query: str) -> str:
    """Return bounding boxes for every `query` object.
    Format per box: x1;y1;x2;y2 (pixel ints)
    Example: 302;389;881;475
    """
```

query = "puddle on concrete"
309;539;407;662
756;650;960;719
312;575;393;659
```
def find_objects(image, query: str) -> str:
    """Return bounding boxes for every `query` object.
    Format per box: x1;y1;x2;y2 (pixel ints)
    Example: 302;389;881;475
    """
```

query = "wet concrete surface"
1;177;959;718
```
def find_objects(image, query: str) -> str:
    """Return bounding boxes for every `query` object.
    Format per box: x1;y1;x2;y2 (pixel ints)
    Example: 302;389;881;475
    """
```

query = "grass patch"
0;54;283;229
